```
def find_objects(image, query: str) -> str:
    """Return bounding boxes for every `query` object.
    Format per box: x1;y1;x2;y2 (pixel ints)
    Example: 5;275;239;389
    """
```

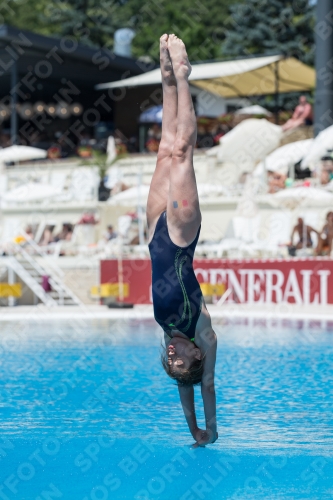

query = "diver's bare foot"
160;34;175;86
167;34;191;80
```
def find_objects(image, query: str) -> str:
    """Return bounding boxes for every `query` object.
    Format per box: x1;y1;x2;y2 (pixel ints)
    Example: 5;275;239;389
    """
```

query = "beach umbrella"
107;183;228;206
325;180;333;191
0;145;47;163
104;166;123;189
139;105;163;123
235;105;272;116
301;124;333;170
3;182;62;202
235;177;259;218
108;185;149;205
197;183;230;197
254;139;313;176
267;187;333;210
106;136;117;165
208;119;282;173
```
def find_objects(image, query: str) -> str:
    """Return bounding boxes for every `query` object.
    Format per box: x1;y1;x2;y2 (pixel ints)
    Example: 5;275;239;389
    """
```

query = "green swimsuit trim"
173;248;192;332
158;248;202;342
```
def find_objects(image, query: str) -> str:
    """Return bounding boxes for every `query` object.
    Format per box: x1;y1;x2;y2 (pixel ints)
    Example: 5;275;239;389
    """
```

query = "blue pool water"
0;317;332;499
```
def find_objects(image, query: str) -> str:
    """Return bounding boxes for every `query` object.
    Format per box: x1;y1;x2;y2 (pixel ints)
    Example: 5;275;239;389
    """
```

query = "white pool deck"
0;303;332;322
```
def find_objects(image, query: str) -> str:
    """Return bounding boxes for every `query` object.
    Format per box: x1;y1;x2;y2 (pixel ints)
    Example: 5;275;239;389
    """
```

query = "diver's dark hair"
160;351;204;386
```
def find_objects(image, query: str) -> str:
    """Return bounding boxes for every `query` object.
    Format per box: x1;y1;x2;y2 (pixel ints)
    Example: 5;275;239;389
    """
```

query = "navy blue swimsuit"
148;211;203;341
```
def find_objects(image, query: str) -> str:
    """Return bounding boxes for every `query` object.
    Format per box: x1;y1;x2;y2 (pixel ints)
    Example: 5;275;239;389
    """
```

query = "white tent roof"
235;105;272;116
96;55;315;97
3;182;61;202
0;145;47;164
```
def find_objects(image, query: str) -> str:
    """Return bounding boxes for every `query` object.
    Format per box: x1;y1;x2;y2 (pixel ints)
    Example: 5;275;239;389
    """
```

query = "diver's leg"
166;35;201;246
147;34;178;241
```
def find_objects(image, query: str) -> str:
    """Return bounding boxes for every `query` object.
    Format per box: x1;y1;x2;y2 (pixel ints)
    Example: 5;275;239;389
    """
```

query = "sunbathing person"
282;96;313;132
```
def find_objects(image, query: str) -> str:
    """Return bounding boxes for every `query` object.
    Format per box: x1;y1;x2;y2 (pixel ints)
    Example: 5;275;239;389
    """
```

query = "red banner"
101;258;333;305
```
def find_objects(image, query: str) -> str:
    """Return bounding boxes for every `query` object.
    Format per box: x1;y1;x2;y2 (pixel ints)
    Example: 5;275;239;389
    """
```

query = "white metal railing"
16;246;82;306
5;256;58;307
19;231;64;278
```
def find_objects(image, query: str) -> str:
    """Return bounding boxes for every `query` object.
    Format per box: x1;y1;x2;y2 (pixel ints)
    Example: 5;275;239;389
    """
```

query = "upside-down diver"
147;34;218;447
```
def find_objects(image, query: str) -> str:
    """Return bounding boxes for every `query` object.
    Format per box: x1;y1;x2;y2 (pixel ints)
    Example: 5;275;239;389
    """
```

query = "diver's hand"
191;428;218;448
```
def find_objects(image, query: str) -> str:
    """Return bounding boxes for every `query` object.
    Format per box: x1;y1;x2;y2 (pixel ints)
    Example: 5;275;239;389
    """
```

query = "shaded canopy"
97;55;315;97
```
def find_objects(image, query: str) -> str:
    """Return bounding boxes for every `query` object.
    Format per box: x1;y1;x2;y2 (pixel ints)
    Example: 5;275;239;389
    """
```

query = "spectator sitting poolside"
98;180;110;202
282;96;313;132
24;225;34;240
267;170;287;193
13;225;33;245
39;225;55;246
316;211;333;256
54;223;73;242
104;225;118;241
64;225;73;241
319;154;333;185
288;217;318;255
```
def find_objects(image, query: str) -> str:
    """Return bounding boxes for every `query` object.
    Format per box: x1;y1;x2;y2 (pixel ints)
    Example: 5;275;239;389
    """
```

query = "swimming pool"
0;317;332;499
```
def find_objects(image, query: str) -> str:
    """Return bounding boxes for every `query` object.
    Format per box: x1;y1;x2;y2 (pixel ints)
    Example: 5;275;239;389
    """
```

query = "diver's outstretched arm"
193;311;218;447
178;381;217;448
178;385;200;439
201;372;217;439
178;332;218;447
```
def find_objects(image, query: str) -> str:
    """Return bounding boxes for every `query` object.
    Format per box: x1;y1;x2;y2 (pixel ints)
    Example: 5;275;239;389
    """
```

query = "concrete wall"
0;265;37;307
39;257;100;305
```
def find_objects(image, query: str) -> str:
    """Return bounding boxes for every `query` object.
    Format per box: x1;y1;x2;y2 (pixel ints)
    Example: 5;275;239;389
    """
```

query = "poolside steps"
12;259;78;305
9;250;83;307
5;256;57;307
